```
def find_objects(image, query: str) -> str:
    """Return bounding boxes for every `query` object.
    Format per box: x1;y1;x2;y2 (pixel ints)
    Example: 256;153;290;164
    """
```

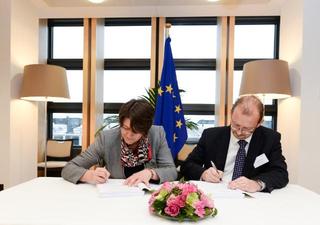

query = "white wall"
298;0;320;192
9;0;39;186
278;0;303;185
0;0;12;188
279;0;320;193
31;0;285;18
0;0;39;188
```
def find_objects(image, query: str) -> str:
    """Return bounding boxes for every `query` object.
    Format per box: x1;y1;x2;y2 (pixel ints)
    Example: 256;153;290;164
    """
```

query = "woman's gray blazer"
62;125;177;184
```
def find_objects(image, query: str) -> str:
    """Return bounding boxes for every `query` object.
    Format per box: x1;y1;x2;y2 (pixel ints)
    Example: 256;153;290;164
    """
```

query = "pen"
210;161;222;181
97;158;105;168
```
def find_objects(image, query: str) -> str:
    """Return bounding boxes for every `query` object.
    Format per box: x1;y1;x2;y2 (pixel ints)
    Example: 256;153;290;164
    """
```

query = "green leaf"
185;119;199;130
212;208;218;217
153;199;166;211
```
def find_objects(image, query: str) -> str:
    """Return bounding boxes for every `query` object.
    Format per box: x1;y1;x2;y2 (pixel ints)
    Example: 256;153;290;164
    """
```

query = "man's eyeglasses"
230;122;256;135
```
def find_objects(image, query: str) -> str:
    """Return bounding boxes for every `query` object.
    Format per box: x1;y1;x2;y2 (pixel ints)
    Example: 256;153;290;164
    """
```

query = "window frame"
103;18;152;114
234;16;280;130
47;19;84;151
46;16;281;149
165;17;217;116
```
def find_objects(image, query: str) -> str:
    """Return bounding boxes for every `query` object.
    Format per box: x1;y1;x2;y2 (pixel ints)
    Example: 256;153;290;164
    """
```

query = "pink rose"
182;183;198;195
167;194;185;208
194;201;206;218
148;195;156;206
149;206;155;213
176;195;186;208
162;182;172;192
200;194;214;208
164;204;180;217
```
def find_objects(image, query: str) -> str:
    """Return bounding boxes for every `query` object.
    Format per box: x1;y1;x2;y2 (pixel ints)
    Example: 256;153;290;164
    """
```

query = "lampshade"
20;64;70;102
240;59;291;99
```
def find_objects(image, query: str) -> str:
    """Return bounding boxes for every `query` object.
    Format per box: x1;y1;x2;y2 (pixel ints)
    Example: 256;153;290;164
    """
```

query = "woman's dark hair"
119;99;154;136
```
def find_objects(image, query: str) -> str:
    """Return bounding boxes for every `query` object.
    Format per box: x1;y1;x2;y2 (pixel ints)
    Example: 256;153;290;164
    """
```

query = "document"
190;181;246;198
96;179;157;197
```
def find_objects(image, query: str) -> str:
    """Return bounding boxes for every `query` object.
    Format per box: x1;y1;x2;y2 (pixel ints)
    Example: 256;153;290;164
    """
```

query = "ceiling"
43;0;272;7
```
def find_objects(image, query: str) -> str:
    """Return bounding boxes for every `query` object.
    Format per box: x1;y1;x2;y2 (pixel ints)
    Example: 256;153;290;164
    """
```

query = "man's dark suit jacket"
181;126;288;192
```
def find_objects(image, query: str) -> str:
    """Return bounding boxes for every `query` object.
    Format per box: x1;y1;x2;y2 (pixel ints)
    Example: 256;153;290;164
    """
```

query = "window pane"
176;70;215;104
53;27;84;59
185;115;215;143
104;70;150;103
263;116;272;129
233;70;272;104
234;25;275;59
169;25;217;58
103;113;119;130
52;113;82;146
54;70;83;103
104;26;151;58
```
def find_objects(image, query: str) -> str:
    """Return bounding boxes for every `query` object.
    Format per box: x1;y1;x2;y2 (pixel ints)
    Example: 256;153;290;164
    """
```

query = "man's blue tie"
232;140;248;180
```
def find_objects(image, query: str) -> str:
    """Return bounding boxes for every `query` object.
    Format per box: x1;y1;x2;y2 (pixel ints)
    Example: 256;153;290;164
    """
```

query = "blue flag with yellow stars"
154;37;188;159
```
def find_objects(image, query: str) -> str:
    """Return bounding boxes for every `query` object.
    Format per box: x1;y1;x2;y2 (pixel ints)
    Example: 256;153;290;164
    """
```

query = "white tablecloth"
0;177;319;225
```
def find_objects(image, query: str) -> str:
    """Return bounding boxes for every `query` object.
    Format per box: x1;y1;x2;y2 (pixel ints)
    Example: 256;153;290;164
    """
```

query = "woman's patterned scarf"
120;137;152;167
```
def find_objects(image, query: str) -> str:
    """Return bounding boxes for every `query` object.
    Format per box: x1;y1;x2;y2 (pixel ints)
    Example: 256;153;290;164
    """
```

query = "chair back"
177;144;195;162
47;139;73;158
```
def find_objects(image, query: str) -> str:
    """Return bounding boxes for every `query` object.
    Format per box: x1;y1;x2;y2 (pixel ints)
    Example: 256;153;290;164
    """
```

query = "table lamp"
20;64;70;176
240;59;292;100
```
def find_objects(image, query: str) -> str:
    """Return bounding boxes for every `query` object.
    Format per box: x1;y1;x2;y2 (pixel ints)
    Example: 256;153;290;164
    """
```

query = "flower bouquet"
148;181;218;222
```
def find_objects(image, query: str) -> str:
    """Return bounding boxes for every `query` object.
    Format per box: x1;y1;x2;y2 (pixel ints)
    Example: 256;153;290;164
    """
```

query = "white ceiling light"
88;0;105;4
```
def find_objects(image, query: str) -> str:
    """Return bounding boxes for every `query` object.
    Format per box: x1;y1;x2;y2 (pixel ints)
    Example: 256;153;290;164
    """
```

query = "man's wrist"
256;180;266;191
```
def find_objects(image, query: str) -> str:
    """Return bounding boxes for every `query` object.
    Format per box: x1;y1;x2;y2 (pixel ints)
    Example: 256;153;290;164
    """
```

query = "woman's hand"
124;169;153;186
80;167;110;184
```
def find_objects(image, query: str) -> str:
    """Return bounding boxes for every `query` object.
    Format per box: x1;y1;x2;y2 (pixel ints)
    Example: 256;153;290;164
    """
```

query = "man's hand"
228;176;262;193
200;168;223;183
80;167;110;184
124;169;153;186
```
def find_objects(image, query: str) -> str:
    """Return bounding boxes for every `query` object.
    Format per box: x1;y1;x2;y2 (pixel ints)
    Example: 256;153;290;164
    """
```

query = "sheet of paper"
96;179;145;197
190;181;245;198
137;182;160;192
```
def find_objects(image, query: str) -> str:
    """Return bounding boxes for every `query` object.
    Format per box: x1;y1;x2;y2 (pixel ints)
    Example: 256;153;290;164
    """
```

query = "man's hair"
231;95;264;124
119;99;154;136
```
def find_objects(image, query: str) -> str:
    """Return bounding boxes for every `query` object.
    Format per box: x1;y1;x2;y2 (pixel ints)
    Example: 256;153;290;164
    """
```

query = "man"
181;95;288;192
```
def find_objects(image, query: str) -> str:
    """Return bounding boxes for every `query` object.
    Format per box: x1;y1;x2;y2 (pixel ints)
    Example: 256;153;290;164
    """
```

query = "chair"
177;144;195;162
37;139;73;176
176;144;196;179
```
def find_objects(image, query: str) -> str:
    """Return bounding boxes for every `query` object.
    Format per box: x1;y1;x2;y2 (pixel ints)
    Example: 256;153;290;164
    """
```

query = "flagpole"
165;23;171;38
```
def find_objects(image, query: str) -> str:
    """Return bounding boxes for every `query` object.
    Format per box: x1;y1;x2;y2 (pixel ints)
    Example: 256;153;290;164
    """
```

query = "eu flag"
154;37;188;159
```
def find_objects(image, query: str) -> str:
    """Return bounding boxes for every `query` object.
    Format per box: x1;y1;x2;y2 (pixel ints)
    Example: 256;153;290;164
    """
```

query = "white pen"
210;161;222;181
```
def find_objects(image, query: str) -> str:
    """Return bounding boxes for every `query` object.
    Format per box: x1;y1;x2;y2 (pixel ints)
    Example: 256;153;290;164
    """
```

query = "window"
176;70;216;104
233;16;280;129
52;113;83;146
104;25;151;59
46;16;280;149
47;19;84;148
166;17;217;142
52;26;84;59
103;18;151;120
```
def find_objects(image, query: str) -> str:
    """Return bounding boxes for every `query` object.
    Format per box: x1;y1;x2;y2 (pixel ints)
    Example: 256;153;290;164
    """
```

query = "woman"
62;99;177;186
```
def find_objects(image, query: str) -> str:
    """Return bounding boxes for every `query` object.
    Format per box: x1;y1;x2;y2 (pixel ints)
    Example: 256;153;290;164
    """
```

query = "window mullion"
215;17;228;126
